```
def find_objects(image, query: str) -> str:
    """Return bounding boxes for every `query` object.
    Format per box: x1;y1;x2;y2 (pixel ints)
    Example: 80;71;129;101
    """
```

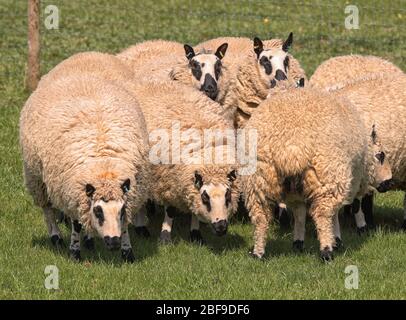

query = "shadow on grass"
31;225;159;266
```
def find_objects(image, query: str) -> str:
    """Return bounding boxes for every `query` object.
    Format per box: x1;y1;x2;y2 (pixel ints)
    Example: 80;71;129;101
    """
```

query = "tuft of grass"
0;0;405;299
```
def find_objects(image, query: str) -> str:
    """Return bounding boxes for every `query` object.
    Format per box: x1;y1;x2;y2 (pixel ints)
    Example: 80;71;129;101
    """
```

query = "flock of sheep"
19;32;406;263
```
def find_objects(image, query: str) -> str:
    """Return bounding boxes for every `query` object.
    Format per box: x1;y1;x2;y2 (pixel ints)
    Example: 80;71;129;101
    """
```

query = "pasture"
0;0;405;299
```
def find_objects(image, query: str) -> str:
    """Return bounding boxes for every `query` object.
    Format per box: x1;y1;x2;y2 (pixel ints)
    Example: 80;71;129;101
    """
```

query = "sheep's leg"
352;198;367;234
69;220;82;261
43;206;64;247
361;192;374;228
277;203;290;228
134;205;150;238
249;200;271;259
159;206;175;244
332;213;343;250
309;200;337;262
292;203;306;252
83;233;94;250
402;193;406;231
190;214;205;245
121;226;135;263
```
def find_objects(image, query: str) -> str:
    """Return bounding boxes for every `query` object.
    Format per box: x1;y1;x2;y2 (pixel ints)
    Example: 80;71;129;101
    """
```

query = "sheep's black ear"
215;43;228;60
121;178;131;193
282;32;293;52
194;172;203;189
371;124;377;144
297;78;305;87
184;44;195;60
85;184;95;197
253;37;264;58
227;170;237;182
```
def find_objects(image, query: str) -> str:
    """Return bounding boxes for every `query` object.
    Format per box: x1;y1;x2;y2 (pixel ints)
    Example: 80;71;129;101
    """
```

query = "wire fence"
1;0;405;92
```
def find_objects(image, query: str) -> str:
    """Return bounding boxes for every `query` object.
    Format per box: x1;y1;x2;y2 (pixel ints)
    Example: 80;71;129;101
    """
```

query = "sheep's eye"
375;152;385;164
225;188;232;207
283;56;290;72
201;190;211;211
259;56;272;75
93;206;105;225
214;60;222;79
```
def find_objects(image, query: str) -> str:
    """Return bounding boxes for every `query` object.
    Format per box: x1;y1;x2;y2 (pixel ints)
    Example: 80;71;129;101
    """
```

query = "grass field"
0;0;405;299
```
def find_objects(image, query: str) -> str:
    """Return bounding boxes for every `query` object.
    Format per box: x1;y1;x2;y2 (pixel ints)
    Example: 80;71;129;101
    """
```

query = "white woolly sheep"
20;58;150;262
117;39;230;104
132;80;239;243
208;34;308;128
329;73;406;231
309;54;404;91
240;88;392;261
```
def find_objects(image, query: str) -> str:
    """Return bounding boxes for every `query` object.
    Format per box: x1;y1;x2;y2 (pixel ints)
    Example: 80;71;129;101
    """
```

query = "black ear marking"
253;37;264;58
282;32;293;52
184;44;195;60
227;170;237;182
194;172;204;189
121;178;131;194
371;124;377;144
215;43;228;60
85;184;95;197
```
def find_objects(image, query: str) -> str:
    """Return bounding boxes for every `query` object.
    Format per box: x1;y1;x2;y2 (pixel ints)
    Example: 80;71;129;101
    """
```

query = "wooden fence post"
26;0;40;92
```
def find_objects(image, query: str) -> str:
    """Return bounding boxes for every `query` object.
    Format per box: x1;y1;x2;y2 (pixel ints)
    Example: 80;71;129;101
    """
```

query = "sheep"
240;87;392;261
328;73;406;231
20;65;150;262
131;80;240;244
309;54;404;91
117;39;230;104
211;34;308;128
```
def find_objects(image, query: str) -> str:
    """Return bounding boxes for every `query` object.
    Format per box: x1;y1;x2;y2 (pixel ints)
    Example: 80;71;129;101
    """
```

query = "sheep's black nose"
212;220;228;236
275;69;287;81
104;236;121;251
376;179;393;193
201;74;218;100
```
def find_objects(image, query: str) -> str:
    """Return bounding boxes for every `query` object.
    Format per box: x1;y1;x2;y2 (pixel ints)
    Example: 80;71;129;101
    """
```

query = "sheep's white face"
369;127;393;193
253;33;293;88
193;171;236;236
184;43;228;100
85;178;130;250
257;48;289;86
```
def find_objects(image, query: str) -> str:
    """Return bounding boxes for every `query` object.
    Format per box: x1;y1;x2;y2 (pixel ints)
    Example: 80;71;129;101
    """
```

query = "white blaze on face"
91;199;125;238
195;54;219;83
258;48;289;83
198;183;230;223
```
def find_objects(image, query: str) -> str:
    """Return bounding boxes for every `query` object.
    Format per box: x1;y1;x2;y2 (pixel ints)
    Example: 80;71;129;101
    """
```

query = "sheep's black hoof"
135;226;151;238
401;220;406;231
190;230;205;245
293;240;304;252
248;247;264;260
50;234;65;248
121;249;135;263
159;230;172;244
357;226;367;235
320;247;333;262
83;235;95;250
70;249;81;261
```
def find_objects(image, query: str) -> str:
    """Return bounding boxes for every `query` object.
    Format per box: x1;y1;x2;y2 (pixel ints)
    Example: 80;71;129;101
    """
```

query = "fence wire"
1;0;405;82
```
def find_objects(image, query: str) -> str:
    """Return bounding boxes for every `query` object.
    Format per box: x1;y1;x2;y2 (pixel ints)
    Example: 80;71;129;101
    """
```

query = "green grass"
0;0;405;299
